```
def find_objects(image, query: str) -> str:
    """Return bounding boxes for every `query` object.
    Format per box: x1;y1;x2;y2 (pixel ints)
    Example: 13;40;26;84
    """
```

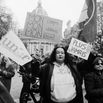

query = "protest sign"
0;30;32;65
67;38;91;60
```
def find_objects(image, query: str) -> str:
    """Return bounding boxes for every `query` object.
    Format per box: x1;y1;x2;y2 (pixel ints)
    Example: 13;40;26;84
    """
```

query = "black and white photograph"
0;0;102;103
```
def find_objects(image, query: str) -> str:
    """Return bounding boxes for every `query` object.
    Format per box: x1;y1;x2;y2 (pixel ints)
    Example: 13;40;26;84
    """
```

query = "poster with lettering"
0;30;32;65
67;38;91;60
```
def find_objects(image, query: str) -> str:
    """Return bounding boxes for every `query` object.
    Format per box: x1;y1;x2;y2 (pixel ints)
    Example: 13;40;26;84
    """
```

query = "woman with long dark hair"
40;44;83;103
84;56;103;103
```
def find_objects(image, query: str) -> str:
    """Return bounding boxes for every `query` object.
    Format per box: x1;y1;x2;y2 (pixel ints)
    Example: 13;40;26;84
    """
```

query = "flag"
0;30;32;65
78;0;97;43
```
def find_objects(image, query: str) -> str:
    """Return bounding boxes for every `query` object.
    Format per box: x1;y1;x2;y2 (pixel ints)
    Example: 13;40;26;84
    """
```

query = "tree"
0;5;13;39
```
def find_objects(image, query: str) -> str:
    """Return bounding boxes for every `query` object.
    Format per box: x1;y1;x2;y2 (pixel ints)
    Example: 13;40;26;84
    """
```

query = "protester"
19;51;41;103
31;50;41;78
0;56;15;92
19;61;32;103
84;56;103;103
40;44;83;103
40;52;50;65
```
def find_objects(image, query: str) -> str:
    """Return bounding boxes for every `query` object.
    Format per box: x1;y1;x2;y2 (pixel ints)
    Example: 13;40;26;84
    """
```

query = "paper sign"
0;30;32;65
67;38;91;60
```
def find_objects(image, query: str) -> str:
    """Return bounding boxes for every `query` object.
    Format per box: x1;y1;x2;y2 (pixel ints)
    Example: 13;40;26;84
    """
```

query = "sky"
3;0;85;32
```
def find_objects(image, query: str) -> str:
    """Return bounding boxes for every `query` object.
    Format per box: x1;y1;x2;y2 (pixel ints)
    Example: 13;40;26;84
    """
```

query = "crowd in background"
0;43;103;103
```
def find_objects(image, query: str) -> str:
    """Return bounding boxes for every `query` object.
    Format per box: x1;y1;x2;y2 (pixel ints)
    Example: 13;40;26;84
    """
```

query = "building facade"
97;0;103;33
19;0;62;55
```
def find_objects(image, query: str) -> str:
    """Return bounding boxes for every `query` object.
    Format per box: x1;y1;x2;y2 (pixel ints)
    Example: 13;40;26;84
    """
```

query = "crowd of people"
0;43;103;103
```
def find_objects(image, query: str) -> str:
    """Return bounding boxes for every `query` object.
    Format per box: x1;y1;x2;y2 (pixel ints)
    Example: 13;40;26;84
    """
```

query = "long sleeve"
84;73;103;98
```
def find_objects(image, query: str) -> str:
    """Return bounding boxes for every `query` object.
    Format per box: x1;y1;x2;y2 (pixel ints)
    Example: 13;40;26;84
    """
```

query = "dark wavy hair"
49;44;70;64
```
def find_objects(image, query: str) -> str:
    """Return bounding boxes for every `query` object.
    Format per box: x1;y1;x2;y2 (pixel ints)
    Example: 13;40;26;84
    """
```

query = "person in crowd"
19;50;41;103
0;56;15;92
84;56;103;103
19;61;33;103
30;52;41;94
31;49;41;78
40;52;50;65
40;44;83;103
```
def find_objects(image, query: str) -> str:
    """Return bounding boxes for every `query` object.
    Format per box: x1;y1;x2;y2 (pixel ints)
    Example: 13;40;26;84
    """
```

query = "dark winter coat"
84;70;103;103
40;63;83;103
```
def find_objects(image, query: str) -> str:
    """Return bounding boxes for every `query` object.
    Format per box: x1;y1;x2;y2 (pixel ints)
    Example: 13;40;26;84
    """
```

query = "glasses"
95;62;103;65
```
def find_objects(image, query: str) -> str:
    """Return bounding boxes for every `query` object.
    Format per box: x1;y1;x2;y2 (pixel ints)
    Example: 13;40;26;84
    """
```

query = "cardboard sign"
67;38;91;60
0;31;32;65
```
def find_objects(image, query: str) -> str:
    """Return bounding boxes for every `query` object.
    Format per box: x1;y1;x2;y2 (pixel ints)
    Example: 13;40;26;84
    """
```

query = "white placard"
67;38;91;60
0;30;32;65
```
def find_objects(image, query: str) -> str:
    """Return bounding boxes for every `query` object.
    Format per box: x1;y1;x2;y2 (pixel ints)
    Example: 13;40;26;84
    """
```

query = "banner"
0;31;32;65
23;14;62;43
78;0;97;42
67;38;91;60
